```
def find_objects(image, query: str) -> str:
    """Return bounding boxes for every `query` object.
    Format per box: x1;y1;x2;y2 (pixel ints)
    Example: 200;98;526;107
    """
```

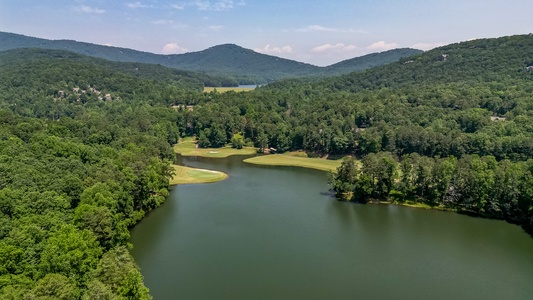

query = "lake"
130;155;533;300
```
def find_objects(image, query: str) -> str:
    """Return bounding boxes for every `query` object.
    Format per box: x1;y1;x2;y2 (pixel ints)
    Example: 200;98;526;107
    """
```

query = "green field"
170;165;228;185
173;137;257;158
203;87;255;93
243;154;342;172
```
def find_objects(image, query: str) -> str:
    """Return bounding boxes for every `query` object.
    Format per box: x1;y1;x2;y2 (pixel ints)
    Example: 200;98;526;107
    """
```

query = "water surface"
131;156;533;300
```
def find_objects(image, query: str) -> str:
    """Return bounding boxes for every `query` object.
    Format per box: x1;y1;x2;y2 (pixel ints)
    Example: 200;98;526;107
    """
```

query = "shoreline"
173;138;257;158
243;154;342;172
169;164;228;185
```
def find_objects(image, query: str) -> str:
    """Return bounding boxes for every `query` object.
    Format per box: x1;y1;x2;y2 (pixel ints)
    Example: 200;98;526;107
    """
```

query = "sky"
1;0;532;66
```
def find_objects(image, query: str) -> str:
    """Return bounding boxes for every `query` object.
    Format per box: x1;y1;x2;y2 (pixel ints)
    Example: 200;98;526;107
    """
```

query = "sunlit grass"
243;154;343;172
169;165;227;185
173;137;257;158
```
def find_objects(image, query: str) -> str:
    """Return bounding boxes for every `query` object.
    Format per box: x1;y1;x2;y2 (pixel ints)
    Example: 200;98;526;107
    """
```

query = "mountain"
0;48;240;90
0;31;422;83
266;34;533;92
324;48;423;75
162;43;319;82
177;34;533;234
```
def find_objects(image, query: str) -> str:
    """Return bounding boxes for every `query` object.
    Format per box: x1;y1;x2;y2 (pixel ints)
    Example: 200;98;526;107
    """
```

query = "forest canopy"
0;49;187;298
1;33;533;298
171;34;533;233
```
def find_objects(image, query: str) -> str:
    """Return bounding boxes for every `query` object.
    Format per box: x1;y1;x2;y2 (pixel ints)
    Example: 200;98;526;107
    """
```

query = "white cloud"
152;20;188;30
162;43;188;54
297;25;366;34
411;42;446;50
312;43;358;53
193;1;211;10
193;0;239;11
254;45;293;54
208;25;224;31
298;25;340;32
127;2;152;8
152;19;174;25
366;41;399;51
74;5;105;14
169;1;244;11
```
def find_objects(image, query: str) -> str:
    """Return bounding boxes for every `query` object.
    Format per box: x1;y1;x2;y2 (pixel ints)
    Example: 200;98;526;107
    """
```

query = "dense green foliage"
323;48;423;75
173;34;533;232
0;31;421;84
182;35;533;160
2;32;533;298
0;48;236;89
329;154;533;232
0;49;187;298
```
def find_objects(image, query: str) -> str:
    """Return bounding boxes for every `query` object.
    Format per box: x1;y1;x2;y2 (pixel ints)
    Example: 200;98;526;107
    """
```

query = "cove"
130;155;533;300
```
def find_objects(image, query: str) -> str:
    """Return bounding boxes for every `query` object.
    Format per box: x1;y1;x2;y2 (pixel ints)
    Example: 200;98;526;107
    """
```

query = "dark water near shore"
130;156;533;300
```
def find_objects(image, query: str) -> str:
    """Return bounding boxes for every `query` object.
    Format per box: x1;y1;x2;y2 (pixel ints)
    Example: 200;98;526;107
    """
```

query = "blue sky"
1;0;532;66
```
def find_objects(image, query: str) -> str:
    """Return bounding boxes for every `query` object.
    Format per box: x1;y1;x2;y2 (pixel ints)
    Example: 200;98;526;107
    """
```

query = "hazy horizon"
1;0;532;66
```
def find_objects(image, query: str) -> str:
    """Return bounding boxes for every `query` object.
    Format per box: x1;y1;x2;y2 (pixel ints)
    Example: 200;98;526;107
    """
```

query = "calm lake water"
130;155;533;300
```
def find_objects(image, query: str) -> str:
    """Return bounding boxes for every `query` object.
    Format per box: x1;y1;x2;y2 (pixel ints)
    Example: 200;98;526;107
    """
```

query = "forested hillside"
0;48;239;89
1;33;533;298
0;49;198;298
188;34;533;159
323;48;423;75
0;31;421;84
173;34;533;232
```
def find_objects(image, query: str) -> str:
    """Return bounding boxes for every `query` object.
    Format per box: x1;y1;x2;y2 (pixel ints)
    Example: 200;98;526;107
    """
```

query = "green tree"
231;133;244;149
39;225;102;283
28;273;79;300
198;129;211;148
74;204;115;249
361;152;398;199
82;280;121;300
90;247;152;300
329;156;359;199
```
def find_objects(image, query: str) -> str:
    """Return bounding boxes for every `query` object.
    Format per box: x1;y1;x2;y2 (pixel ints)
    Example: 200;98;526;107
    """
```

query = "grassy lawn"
169;165;228;185
243;154;342;172
173;137;257;158
203;87;255;93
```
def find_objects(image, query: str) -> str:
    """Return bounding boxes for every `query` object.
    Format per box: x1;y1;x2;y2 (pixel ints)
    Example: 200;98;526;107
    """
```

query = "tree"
255;130;268;153
74;204;115;249
82;280;121;300
353;173;374;203
39;225;102;283
231;133;244;149
28;273;79;300
429;156;456;205
210;126;227;148
198;129;210;148
90;247;152;300
361;152;398;199
329;156;359;199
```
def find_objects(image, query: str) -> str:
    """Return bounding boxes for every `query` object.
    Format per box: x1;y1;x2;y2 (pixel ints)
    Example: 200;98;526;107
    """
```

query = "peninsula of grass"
203;87;255;93
173;137;257;158
169;165;228;185
243;154;343;172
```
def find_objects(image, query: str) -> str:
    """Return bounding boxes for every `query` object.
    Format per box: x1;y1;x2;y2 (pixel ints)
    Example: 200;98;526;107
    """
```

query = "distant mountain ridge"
0;48;240;90
0;31;422;83
266;34;533;96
